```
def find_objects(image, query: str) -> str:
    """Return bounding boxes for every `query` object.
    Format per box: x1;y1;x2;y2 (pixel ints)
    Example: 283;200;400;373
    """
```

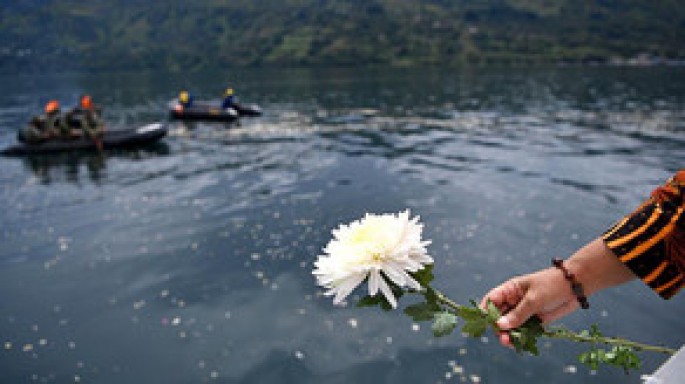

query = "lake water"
0;67;683;383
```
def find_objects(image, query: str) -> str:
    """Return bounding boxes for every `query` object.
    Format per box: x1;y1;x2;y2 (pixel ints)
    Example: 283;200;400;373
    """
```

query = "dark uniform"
222;88;235;110
66;95;104;139
179;91;193;109
17;100;67;143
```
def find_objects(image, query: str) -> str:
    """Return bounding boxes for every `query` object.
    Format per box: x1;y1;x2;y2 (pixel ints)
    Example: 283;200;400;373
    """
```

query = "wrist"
552;258;589;309
564;257;598;296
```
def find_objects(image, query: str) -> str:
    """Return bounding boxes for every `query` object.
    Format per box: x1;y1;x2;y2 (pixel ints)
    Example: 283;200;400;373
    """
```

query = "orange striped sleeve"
602;171;685;299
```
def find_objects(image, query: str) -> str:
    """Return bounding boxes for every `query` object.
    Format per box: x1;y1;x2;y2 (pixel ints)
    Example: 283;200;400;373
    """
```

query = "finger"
498;331;514;348
480;286;504;309
538;299;578;324
480;283;508;309
481;279;523;311
501;278;526;309
496;294;538;330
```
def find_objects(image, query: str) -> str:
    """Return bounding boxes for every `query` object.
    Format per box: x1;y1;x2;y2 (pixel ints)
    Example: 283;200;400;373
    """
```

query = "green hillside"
1;0;684;71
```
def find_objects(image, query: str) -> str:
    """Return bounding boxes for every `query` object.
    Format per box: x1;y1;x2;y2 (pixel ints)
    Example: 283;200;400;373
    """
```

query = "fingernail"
496;316;511;329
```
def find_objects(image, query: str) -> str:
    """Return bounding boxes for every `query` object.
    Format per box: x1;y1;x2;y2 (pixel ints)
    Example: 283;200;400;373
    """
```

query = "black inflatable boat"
169;101;261;122
233;103;262;117
1;122;168;156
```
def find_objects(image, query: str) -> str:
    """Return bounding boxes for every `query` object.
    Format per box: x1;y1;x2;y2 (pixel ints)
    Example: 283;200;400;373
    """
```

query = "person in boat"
178;90;193;109
17;100;68;143
221;88;235;110
482;170;684;348
66;94;105;140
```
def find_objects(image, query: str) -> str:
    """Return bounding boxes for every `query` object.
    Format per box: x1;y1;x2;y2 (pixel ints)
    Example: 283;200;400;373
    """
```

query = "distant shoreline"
1;56;684;76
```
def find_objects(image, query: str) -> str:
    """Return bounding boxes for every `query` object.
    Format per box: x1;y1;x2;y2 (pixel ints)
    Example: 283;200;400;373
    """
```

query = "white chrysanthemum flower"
313;210;433;308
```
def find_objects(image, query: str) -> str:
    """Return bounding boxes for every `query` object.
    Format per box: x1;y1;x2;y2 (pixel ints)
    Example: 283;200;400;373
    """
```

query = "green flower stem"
429;287;676;356
544;328;676;355
432;287;465;312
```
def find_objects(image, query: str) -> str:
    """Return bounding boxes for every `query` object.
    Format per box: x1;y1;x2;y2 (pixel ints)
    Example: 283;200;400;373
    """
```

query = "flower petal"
382;261;407;286
368;269;381;296
378;276;397;309
404;272;422;290
332;272;367;305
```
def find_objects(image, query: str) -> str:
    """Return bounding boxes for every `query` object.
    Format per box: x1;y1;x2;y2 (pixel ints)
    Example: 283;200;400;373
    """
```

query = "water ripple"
1;68;683;384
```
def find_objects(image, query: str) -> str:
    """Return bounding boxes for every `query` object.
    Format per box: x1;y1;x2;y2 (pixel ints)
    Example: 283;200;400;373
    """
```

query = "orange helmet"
45;100;60;114
80;95;93;109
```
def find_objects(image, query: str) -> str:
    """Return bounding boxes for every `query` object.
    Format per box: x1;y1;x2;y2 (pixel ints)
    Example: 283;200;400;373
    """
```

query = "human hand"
480;267;578;347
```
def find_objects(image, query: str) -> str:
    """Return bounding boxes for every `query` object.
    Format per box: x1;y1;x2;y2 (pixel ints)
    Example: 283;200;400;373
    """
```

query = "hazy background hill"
1;0;684;72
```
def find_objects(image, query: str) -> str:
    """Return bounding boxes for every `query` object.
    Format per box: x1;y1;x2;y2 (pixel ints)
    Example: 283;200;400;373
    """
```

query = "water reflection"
17;143;170;185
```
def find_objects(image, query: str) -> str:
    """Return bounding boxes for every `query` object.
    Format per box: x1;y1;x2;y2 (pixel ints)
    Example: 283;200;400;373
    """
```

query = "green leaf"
411;264;434;287
357;294;393;311
461;319;487;338
579;345;641;373
485;300;501;322
456;305;485;321
508;316;544;355
589;324;602;338
432;312;458;337
424;286;439;307
609;346;640;373
521;316;545;334
455;301;491;338
579;350;600;371
404;302;438;322
357;295;383;307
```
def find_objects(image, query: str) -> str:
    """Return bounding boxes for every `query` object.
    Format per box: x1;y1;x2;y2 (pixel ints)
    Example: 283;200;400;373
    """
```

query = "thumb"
496;296;537;330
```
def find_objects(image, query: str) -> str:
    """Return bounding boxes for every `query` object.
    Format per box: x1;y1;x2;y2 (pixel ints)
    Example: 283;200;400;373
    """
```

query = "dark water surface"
0;67;683;383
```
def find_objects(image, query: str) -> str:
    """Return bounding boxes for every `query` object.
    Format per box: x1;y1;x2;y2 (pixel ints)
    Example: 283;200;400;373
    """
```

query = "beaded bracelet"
552;258;590;309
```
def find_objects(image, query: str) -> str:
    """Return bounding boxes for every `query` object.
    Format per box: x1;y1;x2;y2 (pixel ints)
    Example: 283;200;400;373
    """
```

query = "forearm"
565;237;636;297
